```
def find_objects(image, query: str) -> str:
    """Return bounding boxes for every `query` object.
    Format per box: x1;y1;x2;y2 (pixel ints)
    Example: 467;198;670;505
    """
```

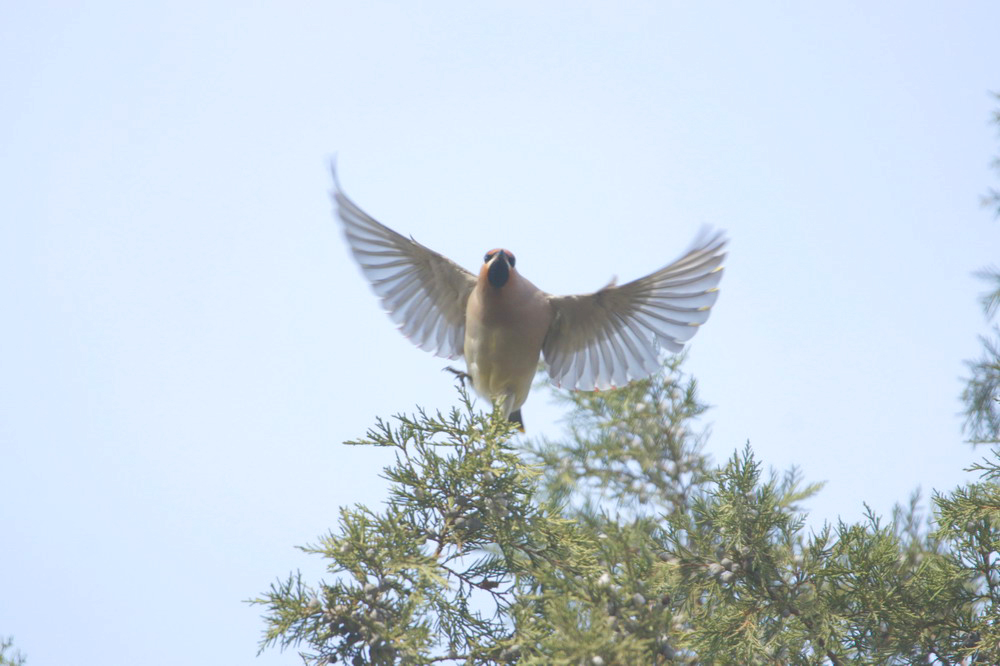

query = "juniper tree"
0;637;25;666
962;97;1000;446
255;101;1000;663
962;269;1000;446
254;352;1000;664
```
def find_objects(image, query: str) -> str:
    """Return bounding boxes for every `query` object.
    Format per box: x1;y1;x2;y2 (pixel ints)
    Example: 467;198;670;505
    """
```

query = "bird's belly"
464;326;542;410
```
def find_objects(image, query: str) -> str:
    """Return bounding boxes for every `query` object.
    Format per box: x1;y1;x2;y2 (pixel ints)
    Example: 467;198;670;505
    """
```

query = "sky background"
3;2;1000;663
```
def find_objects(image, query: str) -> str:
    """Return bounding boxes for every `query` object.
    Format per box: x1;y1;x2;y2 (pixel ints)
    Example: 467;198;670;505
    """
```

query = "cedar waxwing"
333;167;727;431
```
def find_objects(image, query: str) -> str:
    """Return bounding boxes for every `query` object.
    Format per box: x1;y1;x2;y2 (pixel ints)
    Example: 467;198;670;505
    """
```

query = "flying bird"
333;167;727;431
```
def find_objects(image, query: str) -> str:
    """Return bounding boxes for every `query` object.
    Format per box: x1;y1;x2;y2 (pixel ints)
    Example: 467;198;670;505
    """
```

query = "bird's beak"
486;251;512;288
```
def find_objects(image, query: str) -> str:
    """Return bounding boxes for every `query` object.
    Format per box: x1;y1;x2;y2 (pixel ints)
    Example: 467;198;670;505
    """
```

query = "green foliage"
0;637;25;666
253;389;593;664
254;101;1000;663
982;93;1000;217
963;96;1000;445
962;268;1000;445
526;357;711;518
255;359;1000;664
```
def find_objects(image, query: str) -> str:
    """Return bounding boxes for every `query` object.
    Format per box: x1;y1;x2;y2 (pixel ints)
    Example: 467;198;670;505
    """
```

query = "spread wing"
332;167;476;359
543;227;727;390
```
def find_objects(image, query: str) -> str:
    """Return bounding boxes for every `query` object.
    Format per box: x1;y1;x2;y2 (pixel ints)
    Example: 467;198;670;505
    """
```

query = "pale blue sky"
2;2;999;663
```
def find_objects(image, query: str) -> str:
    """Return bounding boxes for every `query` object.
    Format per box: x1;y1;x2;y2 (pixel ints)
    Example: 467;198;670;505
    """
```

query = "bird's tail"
508;409;525;432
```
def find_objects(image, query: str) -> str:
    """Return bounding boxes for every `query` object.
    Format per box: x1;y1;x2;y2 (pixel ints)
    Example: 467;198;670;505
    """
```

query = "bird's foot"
444;366;472;387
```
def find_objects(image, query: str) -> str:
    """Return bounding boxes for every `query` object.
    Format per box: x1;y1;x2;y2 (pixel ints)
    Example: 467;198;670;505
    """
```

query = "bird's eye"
484;251;495;263
504;252;516;267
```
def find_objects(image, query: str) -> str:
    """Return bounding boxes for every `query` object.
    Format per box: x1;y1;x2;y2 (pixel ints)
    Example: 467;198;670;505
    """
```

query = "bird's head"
481;249;516;289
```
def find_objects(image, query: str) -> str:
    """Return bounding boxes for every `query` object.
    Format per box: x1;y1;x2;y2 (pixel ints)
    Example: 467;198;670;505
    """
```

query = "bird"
332;165;727;431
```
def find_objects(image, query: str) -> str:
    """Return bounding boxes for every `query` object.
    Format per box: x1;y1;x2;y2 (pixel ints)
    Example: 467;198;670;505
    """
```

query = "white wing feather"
332;167;476;359
543;227;727;390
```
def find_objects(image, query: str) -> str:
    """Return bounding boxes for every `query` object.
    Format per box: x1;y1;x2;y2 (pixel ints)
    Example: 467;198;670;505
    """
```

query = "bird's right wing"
543;227;727;390
333;168;476;359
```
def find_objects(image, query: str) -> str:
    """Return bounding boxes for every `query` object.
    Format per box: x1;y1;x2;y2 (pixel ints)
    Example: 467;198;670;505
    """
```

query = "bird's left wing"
333;170;476;359
542;227;727;390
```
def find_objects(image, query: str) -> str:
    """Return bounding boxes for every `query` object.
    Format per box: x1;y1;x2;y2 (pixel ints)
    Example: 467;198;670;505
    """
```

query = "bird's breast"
463;280;552;403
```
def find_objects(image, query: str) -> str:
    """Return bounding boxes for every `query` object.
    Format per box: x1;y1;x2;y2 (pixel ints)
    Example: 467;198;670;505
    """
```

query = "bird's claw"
444;366;472;387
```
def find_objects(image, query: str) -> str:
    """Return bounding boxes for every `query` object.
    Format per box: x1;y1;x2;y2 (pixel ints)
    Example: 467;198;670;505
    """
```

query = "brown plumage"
333;166;727;430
